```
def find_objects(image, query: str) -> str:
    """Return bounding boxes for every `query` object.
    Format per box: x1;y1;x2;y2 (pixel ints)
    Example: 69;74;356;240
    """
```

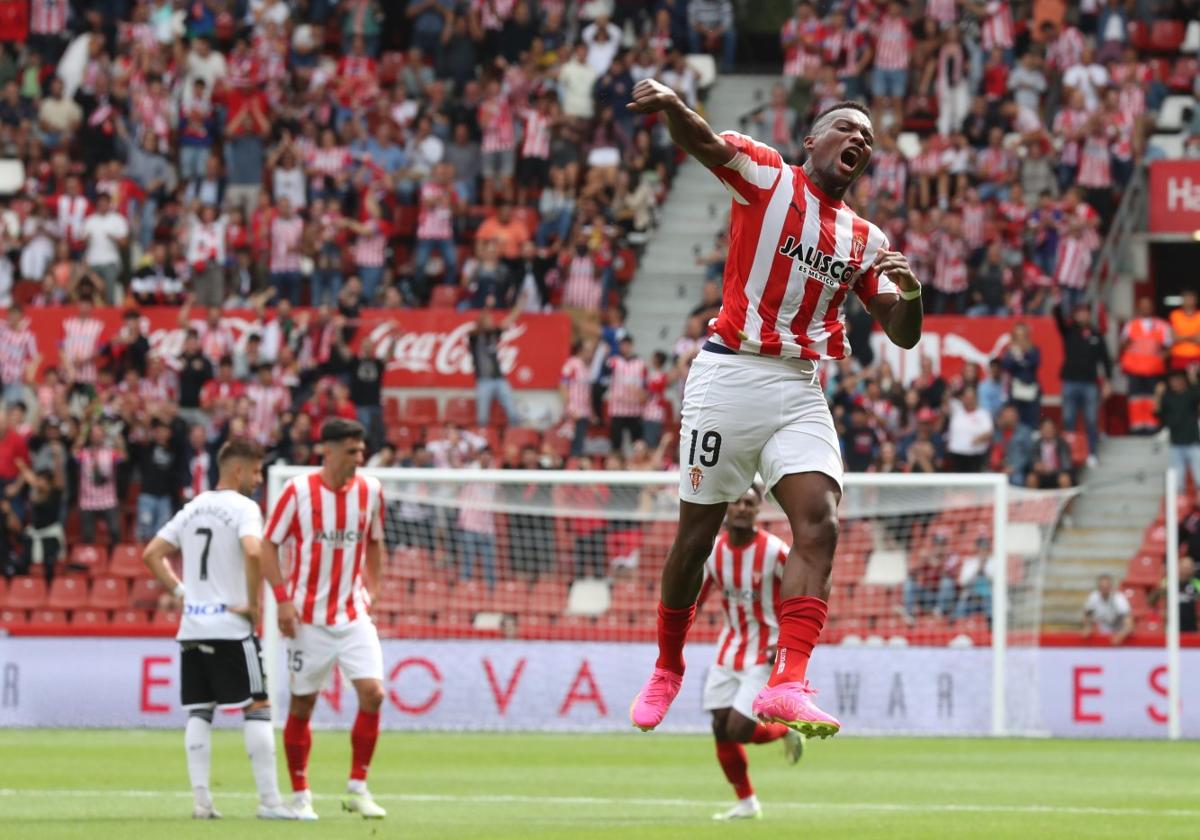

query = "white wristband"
899;284;922;301
172;584;185;599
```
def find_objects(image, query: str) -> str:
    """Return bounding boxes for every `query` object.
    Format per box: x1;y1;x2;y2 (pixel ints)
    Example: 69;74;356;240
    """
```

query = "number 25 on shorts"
687;430;722;466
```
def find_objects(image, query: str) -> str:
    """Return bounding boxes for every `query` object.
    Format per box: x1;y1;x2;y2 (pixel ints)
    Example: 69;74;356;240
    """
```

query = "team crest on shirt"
851;233;866;262
689;467;704;493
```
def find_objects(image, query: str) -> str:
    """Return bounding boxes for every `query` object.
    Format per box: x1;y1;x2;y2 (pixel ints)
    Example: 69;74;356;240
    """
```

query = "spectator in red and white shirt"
478;78;516;206
780;2;823;81
871;1;911;101
642;350;673;449
200;356;246;430
185;203;227;307
516;93;554;204
61;298;104;386
341;192;390;304
245;362;291;445
605;336;647;453
560;235;604;312
1054;218;1093;314
976;127;1016;201
0;305;39;407
74;423;124;547
413;162;458;292
269;197;304;305
559;341;595;457
930;215;969;314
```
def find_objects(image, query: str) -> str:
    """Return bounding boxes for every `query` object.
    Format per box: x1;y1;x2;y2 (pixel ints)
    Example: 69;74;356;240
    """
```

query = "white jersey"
265;472;385;627
157;489;264;641
701;528;788;671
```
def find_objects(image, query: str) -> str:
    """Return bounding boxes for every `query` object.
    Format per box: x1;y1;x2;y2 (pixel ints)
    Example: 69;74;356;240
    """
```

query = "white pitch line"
0;789;1194;819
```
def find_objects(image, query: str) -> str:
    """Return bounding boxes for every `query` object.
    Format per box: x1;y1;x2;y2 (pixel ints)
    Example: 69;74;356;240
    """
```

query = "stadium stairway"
624;74;777;355
1039;436;1168;629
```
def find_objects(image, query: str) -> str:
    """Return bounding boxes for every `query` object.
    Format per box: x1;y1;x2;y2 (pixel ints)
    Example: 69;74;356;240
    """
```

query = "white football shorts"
702;663;773;719
678;346;843;504
287;618;384;696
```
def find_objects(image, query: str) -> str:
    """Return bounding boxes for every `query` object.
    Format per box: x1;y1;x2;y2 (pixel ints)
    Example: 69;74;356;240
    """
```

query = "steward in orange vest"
1120;297;1171;433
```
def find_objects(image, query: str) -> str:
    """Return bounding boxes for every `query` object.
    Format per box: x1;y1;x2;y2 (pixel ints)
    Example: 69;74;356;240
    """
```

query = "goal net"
265;467;1072;735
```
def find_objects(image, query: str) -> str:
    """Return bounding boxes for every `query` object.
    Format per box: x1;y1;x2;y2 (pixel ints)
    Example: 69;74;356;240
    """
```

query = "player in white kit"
700;484;803;821
261;418;387;820
141;439;296;821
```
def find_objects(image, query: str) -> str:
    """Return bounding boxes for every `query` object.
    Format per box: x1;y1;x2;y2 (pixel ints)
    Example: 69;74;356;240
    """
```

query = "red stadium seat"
494;580;530;613
384;397;403;424
412;579;449;611
73;609;110;627
401;397;439;427
129;577;163;610
1149;20;1185;52
152;609;181;629
1124;554;1162;588
388;547;431;580
0;608;26;627
385;425;421;453
108;544;146;578
46;576;89;611
113;609;150;627
429;285;461;310
443;397;477;428
456;580;494;612
88;577;130;611
29;608;68;625
3;576;46;609
69;544;109;576
377;578;409;612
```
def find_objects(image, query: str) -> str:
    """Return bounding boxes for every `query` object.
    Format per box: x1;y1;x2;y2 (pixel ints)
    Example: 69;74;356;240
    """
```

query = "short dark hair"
319;417;365;443
813;100;872;126
217;438;264;466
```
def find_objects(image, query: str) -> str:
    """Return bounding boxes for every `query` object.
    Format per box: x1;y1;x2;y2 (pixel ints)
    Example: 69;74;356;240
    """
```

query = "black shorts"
180;636;268;709
517;156;549;186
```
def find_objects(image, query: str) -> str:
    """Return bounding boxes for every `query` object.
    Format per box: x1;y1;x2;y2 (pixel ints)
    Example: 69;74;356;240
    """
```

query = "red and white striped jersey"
269;216;304;273
1117;84;1146;122
266;472;385;627
519;108;551;159
870;149;906;200
185;450;211;501
642;369;670;424
976;146;1014;183
1054;235;1092;290
61;315;103;384
479;94;516;153
196;320;236;361
245;382;290;444
306;146;351;180
605;355;647;418
925;0;958;25
701;528;788;671
932;231;969;294
1076;135;1112;188
30;0;68;35
0;323;37;385
1046;26;1086;71
78;446;120;511
353;217;388;267
560;356;592;420
780;18;823;79
873;14;912;70
707;131;898;361
55;195;89;244
903;228;933;280
981;1;1014;50
960;201;988;249
1107;109;1134;161
1052;108;1088;166
561;255;603;310
417;182;454;240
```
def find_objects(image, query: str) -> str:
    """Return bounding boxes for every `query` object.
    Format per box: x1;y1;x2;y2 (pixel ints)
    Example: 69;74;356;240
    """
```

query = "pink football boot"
629;667;683;731
752;681;840;739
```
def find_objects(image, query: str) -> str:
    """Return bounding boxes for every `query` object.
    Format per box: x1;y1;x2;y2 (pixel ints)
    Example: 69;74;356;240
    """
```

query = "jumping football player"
261;418;388;820
626;79;923;736
700;484;803;821
142;439;296;821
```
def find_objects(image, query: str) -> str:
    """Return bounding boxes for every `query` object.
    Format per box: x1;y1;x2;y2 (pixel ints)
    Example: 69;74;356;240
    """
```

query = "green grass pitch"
0;730;1193;839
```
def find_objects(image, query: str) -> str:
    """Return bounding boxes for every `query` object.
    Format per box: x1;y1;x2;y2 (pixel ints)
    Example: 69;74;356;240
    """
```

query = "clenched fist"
626;79;683;114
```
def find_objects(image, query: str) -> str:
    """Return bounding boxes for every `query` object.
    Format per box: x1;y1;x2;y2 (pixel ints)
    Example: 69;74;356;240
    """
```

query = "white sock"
740;794;760;809
243;713;283;807
185;710;213;806
347;778;367;795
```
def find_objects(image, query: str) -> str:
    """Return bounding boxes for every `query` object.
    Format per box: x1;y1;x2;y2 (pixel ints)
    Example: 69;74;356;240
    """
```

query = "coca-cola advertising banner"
2;638;1196;737
1148;160;1200;234
14;307;572;390
870;315;1064;397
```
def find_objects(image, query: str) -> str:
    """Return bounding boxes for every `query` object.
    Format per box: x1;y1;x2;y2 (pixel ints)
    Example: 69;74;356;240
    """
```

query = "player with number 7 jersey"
624;79;924;739
260;418;388;821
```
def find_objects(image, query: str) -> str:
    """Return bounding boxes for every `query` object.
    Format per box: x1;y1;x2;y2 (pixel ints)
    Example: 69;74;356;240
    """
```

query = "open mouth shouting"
838;145;863;175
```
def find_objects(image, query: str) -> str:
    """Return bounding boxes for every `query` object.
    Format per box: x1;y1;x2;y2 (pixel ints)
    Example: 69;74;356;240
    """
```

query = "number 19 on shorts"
688;429;722;467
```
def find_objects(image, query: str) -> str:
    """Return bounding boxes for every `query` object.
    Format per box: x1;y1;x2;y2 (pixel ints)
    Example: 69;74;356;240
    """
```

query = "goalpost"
264;467;1075;736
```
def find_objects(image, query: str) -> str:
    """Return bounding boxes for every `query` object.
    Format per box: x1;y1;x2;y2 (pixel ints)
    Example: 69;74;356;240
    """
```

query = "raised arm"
626;79;734;169
867;250;923;350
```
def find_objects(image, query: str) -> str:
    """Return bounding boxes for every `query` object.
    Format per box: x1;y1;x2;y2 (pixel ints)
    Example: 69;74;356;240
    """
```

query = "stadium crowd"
0;0;1195;625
